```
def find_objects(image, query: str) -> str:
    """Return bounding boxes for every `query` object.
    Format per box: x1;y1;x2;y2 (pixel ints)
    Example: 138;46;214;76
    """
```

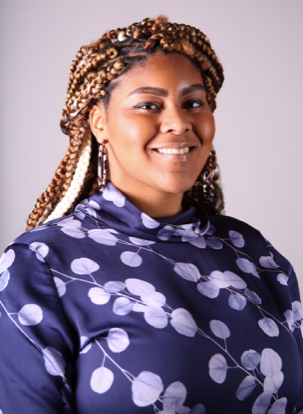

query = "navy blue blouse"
0;182;302;413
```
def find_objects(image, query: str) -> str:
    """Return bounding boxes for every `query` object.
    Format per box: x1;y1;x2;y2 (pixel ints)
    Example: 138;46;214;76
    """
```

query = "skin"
90;51;215;218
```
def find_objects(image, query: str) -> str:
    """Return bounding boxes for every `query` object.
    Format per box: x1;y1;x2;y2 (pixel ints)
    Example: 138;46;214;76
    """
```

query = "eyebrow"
127;84;205;98
128;87;168;97
181;84;205;96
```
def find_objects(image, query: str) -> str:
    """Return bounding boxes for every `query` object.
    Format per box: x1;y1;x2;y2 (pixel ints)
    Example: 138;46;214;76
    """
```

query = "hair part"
26;16;225;230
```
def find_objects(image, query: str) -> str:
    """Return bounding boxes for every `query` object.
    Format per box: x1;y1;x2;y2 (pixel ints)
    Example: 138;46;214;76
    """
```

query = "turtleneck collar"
76;182;210;243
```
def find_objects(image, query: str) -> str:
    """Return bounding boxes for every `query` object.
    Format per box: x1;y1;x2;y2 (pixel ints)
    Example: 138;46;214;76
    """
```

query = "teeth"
157;147;190;155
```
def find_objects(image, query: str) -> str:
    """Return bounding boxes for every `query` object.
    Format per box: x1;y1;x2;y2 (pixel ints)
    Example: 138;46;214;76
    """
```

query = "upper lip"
151;141;197;150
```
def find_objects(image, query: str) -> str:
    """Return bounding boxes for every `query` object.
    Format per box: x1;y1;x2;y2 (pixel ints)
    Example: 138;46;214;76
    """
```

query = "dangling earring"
98;139;108;190
201;149;217;201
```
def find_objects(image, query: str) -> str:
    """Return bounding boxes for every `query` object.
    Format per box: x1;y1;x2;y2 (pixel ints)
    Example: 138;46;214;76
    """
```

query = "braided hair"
26;16;225;230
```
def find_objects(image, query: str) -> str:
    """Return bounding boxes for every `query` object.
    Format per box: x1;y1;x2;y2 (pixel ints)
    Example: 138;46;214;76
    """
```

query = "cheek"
111;114;157;146
197;114;215;145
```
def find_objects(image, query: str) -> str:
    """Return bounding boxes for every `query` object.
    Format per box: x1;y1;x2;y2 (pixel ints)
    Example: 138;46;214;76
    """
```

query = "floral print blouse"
0;182;302;414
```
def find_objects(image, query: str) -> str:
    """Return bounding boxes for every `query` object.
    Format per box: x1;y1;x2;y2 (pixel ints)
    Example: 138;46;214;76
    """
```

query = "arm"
266;241;303;411
0;243;76;414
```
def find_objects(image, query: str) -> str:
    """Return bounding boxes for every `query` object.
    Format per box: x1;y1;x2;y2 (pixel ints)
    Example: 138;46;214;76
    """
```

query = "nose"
160;105;191;135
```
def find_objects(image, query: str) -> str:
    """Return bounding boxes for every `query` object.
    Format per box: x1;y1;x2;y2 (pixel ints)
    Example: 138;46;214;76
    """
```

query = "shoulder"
207;213;294;277
208;213;264;243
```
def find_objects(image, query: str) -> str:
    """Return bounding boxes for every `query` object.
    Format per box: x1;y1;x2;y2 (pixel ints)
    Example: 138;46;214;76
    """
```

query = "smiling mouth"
156;147;190;155
153;146;196;155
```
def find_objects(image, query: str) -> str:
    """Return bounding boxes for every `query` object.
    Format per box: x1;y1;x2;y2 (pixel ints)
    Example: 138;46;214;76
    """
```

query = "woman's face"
91;51;215;208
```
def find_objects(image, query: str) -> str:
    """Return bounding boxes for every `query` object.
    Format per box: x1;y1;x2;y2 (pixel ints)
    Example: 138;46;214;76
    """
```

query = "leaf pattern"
0;182;302;413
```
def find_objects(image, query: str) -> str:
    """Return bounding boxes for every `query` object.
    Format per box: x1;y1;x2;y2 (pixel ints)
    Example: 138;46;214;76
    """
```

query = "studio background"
1;0;302;293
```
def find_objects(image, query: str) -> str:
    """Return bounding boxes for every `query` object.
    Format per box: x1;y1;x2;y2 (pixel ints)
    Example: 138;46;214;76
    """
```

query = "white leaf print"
141;292;166;308
209;320;230;340
277;273;288;286
241;350;261;370
107;228;119;234
197;281;220;298
223;271;247;289
54;277;66;297
208;354;228;384
113;297;135;315
208;271;230;288
267;397;287;414
157;226;175;241
158;411;175;414
284;310;296;332
229;230;245;248
236;375;257;401
188;236;206;249
103;281;126;293
29;242;49;262
258;318;279;337
57;217;80;227
0;249;15;274
259;254;279;269
107;328;130;353
245;288;261;304
90;366;114;394
103;182;125;207
173;262;201;282
88;229;118;246
163;381;187;410
141;213;160;229
252;391;273;414
80;336;92;354
43;347;66;377
236;258;259;278
61;227;86;239
85;200;100;210
88;287;111;305
144;307;168;329
206;237;223;249
120;251;143;267
186;404;205;414
132;303;148;312
292;301;302;321
260;348;282;377
71;258;100;274
129;237;155;246
0;270;10;292
18;304;43;326
85;206;97;217
170;308;197;337
229;292;247;311
132;371;164;407
125;278;155;296
264;371;284;393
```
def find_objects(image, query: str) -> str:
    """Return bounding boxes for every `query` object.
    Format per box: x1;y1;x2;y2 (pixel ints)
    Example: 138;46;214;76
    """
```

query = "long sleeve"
0;243;76;414
266;240;303;411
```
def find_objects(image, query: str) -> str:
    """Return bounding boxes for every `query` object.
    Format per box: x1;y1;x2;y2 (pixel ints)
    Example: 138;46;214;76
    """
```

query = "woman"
0;16;302;414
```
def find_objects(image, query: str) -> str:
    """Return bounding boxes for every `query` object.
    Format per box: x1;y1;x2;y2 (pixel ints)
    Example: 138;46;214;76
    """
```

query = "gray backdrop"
1;0;302;293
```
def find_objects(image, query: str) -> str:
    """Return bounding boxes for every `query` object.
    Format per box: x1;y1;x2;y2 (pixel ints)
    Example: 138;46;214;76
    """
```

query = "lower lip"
152;149;194;162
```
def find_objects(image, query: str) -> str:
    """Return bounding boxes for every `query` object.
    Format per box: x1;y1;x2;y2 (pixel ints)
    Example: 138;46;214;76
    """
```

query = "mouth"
151;144;196;162
156;147;191;155
152;142;196;155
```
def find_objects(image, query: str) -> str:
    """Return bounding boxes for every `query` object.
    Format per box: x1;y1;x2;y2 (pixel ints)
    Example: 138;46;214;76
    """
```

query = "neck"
112;184;184;218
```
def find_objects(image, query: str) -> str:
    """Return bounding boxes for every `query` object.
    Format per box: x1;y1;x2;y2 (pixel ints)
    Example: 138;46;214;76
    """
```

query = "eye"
132;102;160;111
182;99;205;110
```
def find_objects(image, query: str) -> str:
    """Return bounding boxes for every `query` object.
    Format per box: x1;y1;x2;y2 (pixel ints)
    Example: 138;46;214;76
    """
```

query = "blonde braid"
26;16;225;230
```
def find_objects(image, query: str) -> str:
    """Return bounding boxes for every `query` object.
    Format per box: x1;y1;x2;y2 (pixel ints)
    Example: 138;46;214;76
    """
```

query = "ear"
89;104;107;144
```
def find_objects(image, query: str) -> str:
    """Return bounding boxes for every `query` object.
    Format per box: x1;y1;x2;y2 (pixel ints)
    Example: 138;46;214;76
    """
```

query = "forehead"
110;51;203;96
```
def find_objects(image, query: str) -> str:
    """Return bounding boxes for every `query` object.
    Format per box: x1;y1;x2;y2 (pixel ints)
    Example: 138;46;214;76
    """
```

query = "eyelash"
132;99;205;111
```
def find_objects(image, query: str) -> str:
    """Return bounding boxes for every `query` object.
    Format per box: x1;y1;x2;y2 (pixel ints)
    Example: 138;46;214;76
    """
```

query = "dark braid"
26;16;225;230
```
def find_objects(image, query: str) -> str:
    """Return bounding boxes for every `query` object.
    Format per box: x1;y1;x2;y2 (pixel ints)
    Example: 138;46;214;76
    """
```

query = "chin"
160;181;195;195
